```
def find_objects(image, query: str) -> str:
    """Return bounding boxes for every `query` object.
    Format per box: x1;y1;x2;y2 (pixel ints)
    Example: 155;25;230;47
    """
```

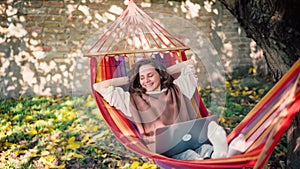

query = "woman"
93;58;244;160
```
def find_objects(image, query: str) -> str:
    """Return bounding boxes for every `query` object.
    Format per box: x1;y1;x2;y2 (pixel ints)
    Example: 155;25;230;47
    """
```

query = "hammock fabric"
85;1;300;168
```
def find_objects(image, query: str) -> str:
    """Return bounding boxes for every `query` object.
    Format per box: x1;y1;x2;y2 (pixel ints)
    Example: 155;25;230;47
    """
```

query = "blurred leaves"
0;95;156;168
200;73;285;164
200;74;274;133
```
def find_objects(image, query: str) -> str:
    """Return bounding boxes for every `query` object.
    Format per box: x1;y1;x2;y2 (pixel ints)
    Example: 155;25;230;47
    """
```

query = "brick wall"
0;0;259;99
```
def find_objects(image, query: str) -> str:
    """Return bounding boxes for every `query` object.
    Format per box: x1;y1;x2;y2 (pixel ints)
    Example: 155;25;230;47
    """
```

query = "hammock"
84;1;300;168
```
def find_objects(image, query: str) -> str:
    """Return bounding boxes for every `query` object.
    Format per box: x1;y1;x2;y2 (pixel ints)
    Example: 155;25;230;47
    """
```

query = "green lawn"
1;74;285;169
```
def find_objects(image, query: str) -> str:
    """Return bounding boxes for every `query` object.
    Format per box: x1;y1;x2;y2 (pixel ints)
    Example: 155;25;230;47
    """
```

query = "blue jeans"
172;144;213;160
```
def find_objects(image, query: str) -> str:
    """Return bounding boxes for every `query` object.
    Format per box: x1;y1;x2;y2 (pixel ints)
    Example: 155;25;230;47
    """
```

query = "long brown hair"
128;58;174;94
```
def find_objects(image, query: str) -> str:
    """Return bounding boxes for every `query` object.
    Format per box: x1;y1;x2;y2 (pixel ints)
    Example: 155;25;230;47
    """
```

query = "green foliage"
0;96;156;168
0;72;286;168
200;73;286;165
200;75;274;133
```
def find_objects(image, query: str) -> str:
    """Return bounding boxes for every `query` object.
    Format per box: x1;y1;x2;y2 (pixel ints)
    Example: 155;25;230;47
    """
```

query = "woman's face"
139;64;161;92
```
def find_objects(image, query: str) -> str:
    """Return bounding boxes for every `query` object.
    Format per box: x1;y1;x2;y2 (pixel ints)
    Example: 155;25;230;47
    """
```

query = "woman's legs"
172;121;246;160
195;144;214;159
207;121;228;158
172;149;203;160
207;121;246;158
227;134;246;157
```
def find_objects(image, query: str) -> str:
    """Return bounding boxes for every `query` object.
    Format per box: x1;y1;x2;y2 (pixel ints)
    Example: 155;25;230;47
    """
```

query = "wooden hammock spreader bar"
84;46;190;57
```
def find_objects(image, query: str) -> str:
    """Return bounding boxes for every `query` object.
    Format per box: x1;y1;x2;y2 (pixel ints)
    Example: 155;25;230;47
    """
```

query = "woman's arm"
93;76;129;96
167;59;195;75
93;59;195;95
93;77;131;117
172;59;198;99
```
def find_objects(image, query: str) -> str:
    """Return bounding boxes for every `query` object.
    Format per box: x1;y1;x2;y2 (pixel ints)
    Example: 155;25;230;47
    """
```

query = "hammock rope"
85;1;300;168
85;0;189;57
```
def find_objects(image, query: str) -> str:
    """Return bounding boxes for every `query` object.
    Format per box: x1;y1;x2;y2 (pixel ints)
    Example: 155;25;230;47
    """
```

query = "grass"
0;95;156;169
0;73;286;168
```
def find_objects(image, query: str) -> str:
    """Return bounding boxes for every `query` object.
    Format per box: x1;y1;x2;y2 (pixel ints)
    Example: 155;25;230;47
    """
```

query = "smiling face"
139;64;161;92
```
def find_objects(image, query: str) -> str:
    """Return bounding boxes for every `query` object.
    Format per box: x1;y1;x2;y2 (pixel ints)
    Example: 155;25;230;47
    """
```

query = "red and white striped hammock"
84;1;300;168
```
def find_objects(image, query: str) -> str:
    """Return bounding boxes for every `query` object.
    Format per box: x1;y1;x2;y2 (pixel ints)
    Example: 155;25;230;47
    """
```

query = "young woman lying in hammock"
93;58;245;160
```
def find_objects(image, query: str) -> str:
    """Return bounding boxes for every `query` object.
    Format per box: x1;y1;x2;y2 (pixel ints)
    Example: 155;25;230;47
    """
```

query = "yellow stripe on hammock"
187;150;260;164
245;94;288;151
245;76;297;152
103;100;156;153
237;60;300;129
230;60;300;150
202;156;258;164
102;100;136;137
103;100;160;155
190;97;201;118
254;75;300;168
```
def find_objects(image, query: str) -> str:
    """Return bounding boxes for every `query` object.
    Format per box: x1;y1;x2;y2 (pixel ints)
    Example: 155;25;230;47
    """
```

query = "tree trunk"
287;114;300;168
216;0;300;168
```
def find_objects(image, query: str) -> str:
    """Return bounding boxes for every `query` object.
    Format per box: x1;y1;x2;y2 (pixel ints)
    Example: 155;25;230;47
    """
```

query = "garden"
1;72;286;169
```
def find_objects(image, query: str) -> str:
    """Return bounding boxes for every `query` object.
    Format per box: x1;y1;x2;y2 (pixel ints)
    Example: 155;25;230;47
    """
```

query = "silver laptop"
154;115;218;157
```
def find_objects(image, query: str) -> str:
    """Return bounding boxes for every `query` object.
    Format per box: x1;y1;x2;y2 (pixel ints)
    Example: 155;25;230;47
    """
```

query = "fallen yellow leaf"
66;136;82;149
70;152;84;158
41;150;50;156
25;115;35;121
28;128;37;136
130;161;140;169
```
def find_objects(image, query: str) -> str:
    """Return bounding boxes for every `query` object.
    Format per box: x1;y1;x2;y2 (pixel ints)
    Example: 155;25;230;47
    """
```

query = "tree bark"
216;0;300;168
287;114;300;168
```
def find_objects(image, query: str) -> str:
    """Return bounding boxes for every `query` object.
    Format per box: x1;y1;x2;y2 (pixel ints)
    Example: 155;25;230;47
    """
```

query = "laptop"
154;115;218;157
